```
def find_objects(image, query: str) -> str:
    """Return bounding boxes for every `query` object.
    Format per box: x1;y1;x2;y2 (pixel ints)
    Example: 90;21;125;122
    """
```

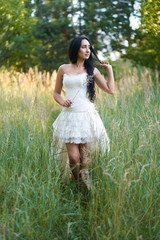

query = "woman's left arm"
94;62;116;94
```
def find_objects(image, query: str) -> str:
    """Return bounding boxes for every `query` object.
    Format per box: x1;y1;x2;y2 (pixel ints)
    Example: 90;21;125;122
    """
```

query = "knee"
69;153;80;165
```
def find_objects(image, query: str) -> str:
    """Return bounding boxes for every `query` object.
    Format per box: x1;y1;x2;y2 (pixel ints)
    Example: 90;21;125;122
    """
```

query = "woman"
52;36;115;191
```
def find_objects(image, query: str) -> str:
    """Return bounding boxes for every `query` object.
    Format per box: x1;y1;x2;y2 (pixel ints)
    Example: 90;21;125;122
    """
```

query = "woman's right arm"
53;65;73;107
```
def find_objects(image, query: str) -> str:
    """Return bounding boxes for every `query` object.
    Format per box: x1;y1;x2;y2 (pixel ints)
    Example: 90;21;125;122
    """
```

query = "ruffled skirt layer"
52;107;109;149
51;106;110;186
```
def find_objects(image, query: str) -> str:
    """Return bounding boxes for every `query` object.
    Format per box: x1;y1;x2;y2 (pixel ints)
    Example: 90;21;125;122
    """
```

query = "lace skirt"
52;106;109;147
51;105;110;185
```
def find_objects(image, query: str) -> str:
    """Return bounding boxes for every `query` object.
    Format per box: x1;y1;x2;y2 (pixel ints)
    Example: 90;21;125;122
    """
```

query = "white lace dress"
51;72;110;182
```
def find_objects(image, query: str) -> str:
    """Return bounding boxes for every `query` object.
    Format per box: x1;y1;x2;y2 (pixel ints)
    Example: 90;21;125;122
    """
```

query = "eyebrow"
82;44;91;47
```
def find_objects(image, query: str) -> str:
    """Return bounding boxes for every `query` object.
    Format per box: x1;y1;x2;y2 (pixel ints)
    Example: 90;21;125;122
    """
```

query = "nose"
86;47;90;52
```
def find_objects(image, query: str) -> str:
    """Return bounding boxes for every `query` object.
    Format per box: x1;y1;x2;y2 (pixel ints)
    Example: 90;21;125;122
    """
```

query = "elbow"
106;82;116;95
109;89;116;95
106;87;116;95
104;88;115;95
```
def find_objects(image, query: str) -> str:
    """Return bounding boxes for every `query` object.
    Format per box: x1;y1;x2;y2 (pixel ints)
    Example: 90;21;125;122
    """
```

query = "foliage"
0;64;160;239
0;0;137;71
75;0;136;53
141;0;160;35
0;0;159;72
32;0;76;71
0;0;41;71
124;0;160;71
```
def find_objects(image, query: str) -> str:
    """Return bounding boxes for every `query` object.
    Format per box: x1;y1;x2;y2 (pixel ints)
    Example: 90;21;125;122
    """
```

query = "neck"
74;59;85;68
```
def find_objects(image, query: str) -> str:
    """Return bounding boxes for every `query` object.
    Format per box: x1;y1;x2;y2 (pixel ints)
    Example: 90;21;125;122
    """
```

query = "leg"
79;143;91;191
66;143;80;181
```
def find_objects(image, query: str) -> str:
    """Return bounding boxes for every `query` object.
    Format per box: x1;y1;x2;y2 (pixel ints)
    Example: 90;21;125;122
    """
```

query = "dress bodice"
63;73;94;112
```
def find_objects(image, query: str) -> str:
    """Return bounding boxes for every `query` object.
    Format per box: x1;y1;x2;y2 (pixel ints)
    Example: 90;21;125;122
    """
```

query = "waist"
62;102;95;113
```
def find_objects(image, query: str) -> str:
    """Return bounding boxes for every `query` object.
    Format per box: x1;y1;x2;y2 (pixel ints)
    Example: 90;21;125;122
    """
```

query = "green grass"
0;65;160;239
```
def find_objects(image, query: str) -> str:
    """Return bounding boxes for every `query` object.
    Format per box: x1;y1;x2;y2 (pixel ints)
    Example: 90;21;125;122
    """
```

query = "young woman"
52;36;115;191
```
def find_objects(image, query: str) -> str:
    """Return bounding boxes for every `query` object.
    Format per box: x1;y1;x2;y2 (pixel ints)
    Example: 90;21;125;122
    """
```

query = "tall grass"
0;63;159;240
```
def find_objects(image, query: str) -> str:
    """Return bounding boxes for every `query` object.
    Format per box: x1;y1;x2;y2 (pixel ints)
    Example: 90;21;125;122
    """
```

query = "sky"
129;1;141;30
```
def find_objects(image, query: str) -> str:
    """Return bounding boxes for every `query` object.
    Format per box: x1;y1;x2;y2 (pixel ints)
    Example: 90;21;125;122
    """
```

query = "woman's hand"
100;61;112;71
63;99;73;107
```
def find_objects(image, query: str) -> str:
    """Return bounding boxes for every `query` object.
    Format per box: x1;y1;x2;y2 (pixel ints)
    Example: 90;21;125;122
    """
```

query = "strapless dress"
51;72;110;180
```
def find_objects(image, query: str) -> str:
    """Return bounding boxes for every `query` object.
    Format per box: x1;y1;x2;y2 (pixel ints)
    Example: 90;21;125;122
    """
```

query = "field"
0;61;159;240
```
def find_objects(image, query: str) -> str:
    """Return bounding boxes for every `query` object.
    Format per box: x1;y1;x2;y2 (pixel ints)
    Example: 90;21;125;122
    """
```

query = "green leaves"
1;0;159;71
141;0;160;35
124;0;160;71
0;0;40;71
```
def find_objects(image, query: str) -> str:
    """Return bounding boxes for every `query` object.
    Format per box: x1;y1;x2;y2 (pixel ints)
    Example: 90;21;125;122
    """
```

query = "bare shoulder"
58;64;66;73
58;64;71;74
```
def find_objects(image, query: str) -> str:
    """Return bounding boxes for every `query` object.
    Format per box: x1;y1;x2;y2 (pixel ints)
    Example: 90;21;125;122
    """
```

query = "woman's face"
78;39;91;60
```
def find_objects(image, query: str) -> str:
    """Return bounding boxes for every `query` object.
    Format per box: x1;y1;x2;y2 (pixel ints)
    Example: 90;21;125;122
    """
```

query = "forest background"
0;0;160;72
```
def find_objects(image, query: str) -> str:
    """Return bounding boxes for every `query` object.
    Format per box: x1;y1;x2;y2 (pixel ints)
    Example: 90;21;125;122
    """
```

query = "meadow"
0;61;159;240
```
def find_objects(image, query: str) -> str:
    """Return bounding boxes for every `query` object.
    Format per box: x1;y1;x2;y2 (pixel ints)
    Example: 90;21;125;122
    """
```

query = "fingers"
63;99;73;107
101;61;109;65
101;61;109;64
100;61;111;69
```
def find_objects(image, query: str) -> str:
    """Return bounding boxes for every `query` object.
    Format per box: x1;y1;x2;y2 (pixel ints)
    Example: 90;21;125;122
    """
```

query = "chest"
63;73;87;89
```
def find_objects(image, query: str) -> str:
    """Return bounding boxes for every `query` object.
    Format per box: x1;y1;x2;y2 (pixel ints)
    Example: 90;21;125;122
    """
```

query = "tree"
124;0;160;70
2;0;154;72
0;0;40;71
32;0;76;71
75;0;136;54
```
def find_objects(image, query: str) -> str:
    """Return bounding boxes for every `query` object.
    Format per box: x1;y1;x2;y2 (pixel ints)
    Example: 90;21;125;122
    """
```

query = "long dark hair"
68;36;101;102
